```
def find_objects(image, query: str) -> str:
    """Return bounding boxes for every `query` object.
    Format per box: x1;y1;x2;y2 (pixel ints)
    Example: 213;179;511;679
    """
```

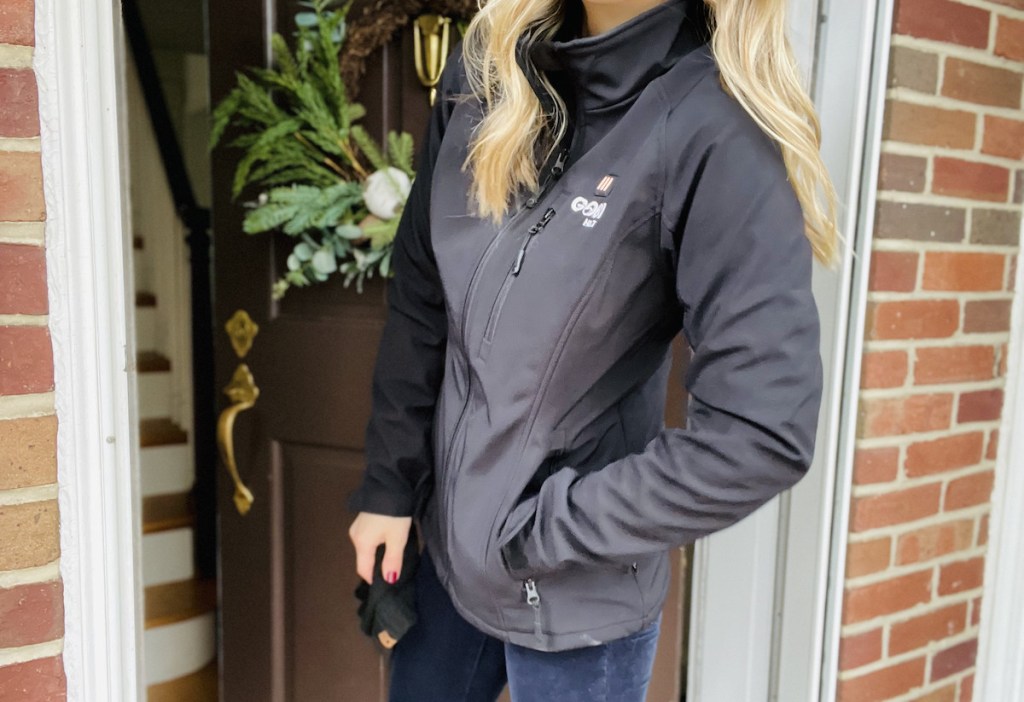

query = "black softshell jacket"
348;0;824;651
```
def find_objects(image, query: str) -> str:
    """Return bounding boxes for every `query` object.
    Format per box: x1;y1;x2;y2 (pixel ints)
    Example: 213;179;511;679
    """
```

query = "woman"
348;0;838;698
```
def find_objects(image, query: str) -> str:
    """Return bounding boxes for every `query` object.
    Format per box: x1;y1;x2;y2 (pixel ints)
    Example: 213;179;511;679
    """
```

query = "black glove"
354;528;420;651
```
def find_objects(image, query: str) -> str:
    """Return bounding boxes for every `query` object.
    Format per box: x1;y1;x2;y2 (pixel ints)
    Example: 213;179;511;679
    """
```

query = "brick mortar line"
860;378;1003;397
855;432;985;450
893;673;973;702
881;142;1024;172
0;138;41;153
0;560;60;590
988;2;999;54
841;583;988;631
864;337;1013;352
0;393;55;420
0;44;33;70
868;290;1017;301
954;0;1024;20
871;239;1021;255
0;484;59;507
846;508;988;545
848;511;992;544
891;32;1024;66
852;464;995;498
837;624;979;678
864;337;1014;351
864;343;1007;360
839;589;979;638
877;188;1021;211
0;222;45;246
845;530;988;571
0;315;49;327
887;87;1024;120
0;638;63;668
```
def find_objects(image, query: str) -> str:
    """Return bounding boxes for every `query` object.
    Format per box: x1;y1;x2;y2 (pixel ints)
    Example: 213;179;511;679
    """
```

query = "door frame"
34;0;144;700
974;215;1024;699
37;0;918;701
686;1;895;700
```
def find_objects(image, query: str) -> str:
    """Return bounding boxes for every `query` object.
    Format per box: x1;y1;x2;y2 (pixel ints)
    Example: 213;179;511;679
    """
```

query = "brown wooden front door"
207;2;689;699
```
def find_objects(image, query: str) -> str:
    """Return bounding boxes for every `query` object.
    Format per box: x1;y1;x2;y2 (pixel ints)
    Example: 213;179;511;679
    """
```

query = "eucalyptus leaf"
311;248;338;274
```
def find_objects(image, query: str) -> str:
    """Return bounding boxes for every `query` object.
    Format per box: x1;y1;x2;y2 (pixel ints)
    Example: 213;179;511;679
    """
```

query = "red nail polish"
386;570;398;584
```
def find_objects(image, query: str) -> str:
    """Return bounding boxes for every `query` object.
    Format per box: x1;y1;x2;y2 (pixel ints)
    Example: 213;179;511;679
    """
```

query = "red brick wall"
0;1;67;700
838;0;1023;700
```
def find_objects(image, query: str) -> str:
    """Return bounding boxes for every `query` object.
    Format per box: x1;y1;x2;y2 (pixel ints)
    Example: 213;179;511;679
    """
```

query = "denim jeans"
388;547;661;702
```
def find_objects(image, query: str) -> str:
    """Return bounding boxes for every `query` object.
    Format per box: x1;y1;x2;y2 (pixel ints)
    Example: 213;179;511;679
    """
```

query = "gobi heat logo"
572;196;606;228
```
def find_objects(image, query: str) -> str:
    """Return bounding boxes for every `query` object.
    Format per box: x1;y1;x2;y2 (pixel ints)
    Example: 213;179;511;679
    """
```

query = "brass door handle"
413;14;452;106
217;364;259;515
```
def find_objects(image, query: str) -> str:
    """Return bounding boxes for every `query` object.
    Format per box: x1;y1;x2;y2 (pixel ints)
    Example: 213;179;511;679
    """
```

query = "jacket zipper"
482;206;557;348
439;145;570;578
524;578;543;639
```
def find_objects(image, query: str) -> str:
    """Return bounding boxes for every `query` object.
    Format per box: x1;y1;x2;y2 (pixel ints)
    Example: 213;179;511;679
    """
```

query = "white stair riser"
142;528;194;587
138;371;173;420
135;306;159;353
140;444;195;497
144;611;216;685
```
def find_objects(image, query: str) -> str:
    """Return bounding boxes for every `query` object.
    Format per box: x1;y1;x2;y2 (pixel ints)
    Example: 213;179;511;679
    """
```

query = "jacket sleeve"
345;46;463;518
500;121;824;579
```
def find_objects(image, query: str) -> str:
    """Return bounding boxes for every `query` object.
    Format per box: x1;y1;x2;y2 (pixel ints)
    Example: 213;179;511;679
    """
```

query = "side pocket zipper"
523;578;543;640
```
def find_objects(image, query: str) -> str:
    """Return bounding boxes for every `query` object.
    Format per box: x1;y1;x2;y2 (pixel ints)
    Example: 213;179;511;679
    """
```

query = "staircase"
126;40;219;700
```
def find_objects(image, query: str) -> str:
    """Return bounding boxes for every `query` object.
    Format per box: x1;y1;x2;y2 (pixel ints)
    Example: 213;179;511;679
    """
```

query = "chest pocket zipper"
480;207;557;358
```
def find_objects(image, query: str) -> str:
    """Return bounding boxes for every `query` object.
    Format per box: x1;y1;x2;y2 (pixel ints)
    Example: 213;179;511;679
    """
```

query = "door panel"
208;2;689;698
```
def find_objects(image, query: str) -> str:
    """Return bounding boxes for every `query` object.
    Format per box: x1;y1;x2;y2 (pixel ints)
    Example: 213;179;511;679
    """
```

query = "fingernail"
386;571;398;584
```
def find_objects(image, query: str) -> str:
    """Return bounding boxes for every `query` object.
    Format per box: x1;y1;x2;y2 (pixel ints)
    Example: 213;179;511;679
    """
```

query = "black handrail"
122;0;217;580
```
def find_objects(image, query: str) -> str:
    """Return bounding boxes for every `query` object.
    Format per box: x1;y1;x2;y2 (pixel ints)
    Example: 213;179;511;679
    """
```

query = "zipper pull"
551;148;568;178
512;208;556;277
526;148;569;209
523;578;541;606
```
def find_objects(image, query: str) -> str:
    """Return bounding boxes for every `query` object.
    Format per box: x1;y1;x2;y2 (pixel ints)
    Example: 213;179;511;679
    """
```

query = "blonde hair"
461;0;840;266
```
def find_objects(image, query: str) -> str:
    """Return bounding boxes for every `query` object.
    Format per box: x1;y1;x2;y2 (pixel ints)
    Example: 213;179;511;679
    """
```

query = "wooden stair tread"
147;660;218;702
136;290;157;307
143;492;194;534
145;577;217;630
137;350;171;373
140;418;188;447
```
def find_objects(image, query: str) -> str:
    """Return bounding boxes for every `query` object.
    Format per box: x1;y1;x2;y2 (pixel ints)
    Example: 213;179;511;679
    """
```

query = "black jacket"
348;0;823;651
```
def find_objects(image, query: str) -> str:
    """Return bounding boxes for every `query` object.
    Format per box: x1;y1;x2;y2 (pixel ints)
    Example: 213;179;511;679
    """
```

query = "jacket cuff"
346;484;415;517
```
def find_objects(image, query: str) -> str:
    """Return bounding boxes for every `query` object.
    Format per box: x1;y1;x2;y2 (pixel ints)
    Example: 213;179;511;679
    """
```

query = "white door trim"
687;1;894;699
974;217;1024;700
814;1;896;700
34;0;143;700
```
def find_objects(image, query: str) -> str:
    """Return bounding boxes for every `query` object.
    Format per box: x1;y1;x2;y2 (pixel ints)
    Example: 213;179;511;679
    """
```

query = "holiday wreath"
210;0;470;298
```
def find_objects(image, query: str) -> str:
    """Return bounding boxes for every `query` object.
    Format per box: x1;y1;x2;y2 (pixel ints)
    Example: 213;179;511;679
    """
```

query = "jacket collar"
515;0;710;115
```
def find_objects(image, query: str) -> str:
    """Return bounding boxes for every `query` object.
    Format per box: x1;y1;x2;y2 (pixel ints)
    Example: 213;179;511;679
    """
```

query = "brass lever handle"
217;364;259;515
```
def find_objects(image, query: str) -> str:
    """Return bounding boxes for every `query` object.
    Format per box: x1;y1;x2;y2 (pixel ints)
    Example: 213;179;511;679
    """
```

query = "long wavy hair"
460;0;840;266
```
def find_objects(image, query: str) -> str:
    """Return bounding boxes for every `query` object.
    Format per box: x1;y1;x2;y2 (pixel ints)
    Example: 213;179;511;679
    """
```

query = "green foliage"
209;0;417;297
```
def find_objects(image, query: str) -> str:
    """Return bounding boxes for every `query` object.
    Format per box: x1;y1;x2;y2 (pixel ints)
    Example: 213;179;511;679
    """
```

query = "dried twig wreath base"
341;0;477;97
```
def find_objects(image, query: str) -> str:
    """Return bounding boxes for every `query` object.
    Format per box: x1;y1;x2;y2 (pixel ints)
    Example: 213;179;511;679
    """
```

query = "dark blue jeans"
388;547;661;702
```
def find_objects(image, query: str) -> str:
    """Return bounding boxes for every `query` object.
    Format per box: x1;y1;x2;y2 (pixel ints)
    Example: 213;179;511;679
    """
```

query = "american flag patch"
595;175;616;197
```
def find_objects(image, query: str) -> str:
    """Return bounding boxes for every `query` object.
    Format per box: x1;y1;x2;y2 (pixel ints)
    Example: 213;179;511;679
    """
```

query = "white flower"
363;167;411;220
